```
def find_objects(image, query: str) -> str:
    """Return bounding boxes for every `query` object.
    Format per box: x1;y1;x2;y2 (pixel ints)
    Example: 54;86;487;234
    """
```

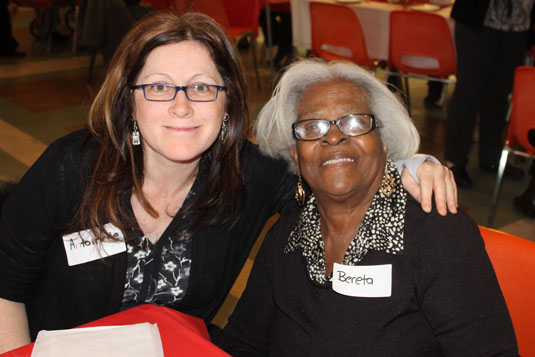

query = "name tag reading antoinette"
62;223;126;266
332;263;392;297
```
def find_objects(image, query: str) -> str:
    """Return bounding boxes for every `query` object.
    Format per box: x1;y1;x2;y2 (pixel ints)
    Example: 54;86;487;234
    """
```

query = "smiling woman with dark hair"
214;59;517;356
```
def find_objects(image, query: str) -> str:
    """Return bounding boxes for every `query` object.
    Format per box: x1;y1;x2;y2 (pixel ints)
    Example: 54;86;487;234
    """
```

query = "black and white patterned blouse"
285;160;406;285
483;0;535;32
122;234;192;307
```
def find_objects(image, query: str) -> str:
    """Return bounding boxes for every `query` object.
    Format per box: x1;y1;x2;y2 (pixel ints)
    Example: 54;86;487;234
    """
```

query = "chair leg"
437;82;447;107
45;7;56;53
87;49;97;83
248;33;261;90
403;76;411;115
71;5;79;54
487;148;510;227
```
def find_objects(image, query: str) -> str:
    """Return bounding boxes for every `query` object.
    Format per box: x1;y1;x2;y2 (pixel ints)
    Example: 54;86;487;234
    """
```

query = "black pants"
0;0;18;53
445;22;529;167
259;7;293;63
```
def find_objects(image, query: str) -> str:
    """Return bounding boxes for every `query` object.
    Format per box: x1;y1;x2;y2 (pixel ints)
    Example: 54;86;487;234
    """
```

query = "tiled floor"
2;7;533;327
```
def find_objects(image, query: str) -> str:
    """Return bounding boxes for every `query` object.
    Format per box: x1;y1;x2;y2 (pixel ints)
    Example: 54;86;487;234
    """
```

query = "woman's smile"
321;157;356;167
164;125;201;132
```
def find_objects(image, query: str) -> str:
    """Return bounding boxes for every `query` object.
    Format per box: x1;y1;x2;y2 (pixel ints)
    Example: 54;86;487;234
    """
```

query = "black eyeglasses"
131;83;226;102
292;113;379;141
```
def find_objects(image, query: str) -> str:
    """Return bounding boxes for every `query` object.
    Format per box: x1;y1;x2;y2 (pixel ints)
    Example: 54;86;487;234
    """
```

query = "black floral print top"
285;160;406;285
122;235;192;307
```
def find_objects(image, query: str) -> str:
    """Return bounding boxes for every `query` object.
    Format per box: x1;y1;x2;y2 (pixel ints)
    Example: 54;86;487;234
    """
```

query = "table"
1;305;229;357
291;0;453;61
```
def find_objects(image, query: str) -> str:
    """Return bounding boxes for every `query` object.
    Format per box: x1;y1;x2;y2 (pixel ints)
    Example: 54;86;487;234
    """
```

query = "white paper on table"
31;323;164;357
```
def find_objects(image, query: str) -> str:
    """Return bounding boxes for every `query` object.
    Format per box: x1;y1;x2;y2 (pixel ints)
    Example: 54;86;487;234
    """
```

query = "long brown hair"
74;11;248;241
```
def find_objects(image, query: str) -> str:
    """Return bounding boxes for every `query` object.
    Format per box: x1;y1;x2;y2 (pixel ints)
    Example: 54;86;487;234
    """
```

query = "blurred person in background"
445;0;535;188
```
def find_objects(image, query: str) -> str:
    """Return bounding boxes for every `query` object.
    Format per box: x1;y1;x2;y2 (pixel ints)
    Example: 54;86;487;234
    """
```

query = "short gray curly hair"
255;59;420;172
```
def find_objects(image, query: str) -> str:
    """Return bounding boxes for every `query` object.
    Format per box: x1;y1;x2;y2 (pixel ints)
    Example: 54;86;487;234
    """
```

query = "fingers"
433;165;449;216
404;162;459;215
401;168;423;209
445;167;458;214
417;164;434;213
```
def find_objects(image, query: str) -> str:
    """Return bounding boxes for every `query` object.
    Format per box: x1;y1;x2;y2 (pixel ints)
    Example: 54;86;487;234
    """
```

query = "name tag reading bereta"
332;263;392;297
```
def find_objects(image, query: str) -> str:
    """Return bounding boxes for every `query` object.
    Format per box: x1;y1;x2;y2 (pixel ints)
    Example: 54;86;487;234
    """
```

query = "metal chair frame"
487;66;535;227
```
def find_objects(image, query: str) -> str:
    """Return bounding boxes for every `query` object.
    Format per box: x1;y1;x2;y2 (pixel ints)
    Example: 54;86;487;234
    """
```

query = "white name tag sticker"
62;223;126;266
332;263;392;297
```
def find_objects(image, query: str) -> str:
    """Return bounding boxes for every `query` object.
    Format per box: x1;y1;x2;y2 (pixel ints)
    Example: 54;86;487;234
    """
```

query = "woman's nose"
321;123;347;145
168;90;193;117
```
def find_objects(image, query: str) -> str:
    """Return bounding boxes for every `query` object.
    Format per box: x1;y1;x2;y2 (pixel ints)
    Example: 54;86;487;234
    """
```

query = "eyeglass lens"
293;114;375;140
141;84;221;102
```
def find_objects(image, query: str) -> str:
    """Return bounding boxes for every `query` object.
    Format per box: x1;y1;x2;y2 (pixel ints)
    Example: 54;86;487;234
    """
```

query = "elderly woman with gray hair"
212;60;517;356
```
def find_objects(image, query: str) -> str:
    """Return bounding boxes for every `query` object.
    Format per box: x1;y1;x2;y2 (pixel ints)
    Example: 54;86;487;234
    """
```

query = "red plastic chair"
222;0;261;89
479;226;535;356
309;2;377;70
388;10;456;113
143;0;172;10
487;66;535;226
165;0;262;89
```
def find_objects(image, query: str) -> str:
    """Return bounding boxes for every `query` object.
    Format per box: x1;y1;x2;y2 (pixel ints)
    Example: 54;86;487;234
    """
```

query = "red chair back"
160;0;230;29
389;10;456;78
143;0;172;10
479;226;535;356
309;2;375;69
12;0;69;7
190;0;230;28
223;0;260;38
507;66;535;156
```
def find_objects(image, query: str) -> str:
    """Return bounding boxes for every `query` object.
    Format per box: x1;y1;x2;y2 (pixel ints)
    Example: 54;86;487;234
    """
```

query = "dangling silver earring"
132;119;140;146
220;113;230;142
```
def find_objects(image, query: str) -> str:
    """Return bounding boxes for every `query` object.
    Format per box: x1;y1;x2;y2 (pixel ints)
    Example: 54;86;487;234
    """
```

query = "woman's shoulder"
48;128;96;155
42;129;97;170
17;129;96;190
406;196;478;228
242;140;288;170
404;196;483;252
241;140;295;199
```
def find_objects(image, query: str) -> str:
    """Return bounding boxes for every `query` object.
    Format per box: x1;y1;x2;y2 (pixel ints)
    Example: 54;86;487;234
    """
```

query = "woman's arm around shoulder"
397;154;458;216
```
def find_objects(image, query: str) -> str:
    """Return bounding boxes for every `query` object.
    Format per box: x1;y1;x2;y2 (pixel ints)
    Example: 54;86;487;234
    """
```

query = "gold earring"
379;167;396;197
295;175;306;206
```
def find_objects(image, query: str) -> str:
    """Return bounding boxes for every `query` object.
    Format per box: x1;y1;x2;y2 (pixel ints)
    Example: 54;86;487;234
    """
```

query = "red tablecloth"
1;305;229;357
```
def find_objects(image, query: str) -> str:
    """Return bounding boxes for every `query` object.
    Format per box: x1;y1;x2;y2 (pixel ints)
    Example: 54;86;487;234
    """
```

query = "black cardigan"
0;130;293;339
214;198;518;356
